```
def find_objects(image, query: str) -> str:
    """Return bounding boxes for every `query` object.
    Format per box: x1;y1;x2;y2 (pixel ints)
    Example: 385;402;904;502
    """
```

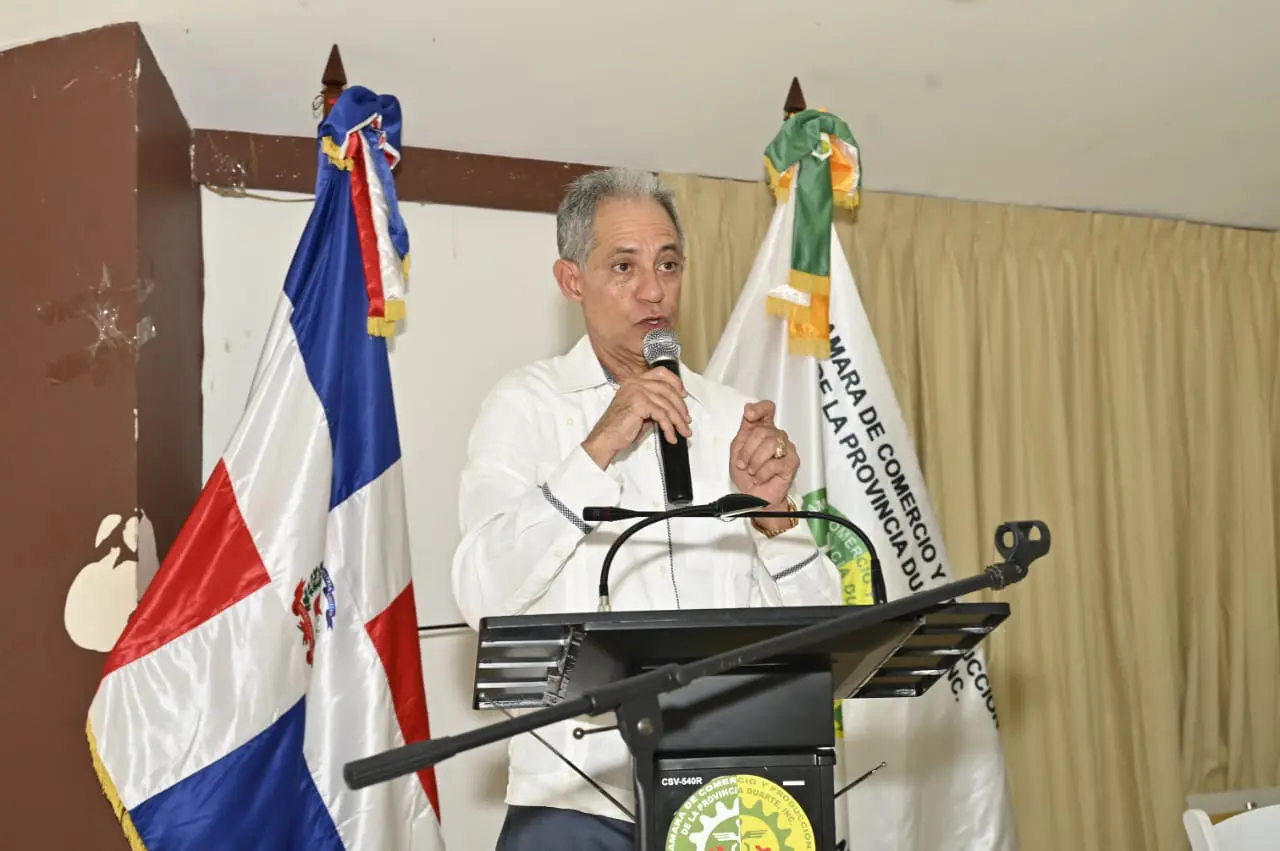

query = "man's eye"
613;263;631;274
659;261;680;272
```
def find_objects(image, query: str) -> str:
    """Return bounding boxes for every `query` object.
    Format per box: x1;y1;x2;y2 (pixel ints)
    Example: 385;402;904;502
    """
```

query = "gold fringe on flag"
367;316;396;336
323;131;411;339
368;255;410;337
322;136;353;171
87;720;149;851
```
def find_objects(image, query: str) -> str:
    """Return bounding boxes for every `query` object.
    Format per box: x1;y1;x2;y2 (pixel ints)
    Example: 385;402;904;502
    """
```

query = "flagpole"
779;72;863;850
783;75;807;118
319;45;347;119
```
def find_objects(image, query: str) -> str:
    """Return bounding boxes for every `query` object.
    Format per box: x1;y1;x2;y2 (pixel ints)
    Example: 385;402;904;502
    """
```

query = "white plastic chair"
1183;804;1280;850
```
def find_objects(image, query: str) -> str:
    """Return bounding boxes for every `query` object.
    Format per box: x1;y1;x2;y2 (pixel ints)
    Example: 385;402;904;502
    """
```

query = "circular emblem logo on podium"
665;773;815;851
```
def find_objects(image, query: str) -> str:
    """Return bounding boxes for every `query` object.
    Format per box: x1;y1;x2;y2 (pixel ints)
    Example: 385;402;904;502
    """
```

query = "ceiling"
8;0;1280;230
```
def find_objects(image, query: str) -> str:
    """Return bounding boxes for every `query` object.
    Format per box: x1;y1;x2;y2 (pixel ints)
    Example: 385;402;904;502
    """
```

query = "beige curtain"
663;172;1280;851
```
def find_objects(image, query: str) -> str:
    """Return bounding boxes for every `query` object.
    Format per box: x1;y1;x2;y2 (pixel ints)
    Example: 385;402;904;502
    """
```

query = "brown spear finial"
783;77;807;118
320;45;347;118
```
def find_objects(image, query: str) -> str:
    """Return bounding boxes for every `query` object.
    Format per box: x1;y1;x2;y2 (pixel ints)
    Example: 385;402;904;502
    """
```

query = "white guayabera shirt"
451;333;842;821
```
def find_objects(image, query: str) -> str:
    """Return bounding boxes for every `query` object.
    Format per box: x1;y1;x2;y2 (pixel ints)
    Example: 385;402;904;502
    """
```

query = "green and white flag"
704;110;1018;851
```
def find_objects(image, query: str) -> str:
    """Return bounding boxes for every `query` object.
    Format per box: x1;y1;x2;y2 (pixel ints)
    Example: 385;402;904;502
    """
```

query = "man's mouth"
639;315;667;328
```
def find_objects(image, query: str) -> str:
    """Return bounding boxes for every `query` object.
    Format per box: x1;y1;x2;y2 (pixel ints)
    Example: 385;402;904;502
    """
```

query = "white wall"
201;187;585;849
13;2;1280;229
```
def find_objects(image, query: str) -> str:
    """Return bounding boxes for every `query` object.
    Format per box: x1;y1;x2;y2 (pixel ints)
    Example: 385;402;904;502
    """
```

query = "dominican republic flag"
85;87;444;850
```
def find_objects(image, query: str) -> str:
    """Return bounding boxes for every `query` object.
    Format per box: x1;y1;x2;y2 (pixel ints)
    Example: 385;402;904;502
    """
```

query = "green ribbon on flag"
763;109;862;295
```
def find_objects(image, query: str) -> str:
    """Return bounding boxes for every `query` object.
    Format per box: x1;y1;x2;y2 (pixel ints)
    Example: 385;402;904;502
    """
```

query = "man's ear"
553;258;585;303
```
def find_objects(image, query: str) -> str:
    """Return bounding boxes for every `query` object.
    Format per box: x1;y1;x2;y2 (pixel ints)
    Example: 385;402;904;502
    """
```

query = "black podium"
471;601;1009;850
343;518;1047;851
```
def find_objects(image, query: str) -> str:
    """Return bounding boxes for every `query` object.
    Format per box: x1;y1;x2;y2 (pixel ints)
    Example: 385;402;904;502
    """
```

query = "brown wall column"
0;22;202;848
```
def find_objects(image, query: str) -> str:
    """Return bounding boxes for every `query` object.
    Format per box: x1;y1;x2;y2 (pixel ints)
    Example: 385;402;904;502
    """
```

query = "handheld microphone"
642;328;693;506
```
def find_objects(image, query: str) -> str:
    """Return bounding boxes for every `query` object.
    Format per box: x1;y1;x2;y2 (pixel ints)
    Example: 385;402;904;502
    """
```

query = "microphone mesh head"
642;328;680;366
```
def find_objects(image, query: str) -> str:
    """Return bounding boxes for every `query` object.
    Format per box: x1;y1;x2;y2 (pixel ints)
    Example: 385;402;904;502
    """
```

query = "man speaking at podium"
451;168;842;850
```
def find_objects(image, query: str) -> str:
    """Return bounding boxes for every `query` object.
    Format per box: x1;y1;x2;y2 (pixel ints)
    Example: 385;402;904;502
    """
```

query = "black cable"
419;624;636;819
417;622;468;635
834;760;886;799
499;709;634;821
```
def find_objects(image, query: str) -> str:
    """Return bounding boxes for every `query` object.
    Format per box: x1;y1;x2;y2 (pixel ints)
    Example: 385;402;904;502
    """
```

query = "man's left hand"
729;401;799;532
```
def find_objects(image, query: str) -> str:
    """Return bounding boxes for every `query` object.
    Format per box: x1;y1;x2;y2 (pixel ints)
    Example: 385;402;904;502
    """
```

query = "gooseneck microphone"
586;493;890;612
587;494;769;611
642;328;693;507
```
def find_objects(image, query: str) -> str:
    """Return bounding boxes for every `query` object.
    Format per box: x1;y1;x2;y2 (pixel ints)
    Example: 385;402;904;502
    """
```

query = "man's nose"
635;268;663;303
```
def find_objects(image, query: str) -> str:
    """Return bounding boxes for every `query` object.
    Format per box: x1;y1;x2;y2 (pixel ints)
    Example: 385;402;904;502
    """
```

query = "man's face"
555;197;683;355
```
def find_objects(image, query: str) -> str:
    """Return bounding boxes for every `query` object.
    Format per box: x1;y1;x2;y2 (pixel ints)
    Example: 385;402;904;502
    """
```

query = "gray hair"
555;168;684;267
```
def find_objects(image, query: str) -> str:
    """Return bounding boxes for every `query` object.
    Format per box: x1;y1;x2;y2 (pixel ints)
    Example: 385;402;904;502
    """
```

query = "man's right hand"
582;369;692;469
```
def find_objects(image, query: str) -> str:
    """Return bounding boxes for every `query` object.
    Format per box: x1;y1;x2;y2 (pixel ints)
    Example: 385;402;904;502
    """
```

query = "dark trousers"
496;804;633;851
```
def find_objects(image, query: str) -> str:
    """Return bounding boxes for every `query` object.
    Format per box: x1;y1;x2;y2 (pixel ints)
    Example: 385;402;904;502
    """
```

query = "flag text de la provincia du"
816;325;1001;727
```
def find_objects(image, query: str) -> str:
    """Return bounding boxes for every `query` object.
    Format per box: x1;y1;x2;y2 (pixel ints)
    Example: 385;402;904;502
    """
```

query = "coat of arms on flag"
84;86;445;851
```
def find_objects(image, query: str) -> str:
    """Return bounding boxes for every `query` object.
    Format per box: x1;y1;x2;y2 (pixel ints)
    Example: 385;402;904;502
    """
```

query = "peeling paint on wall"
35;265;159;385
64;510;158;653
